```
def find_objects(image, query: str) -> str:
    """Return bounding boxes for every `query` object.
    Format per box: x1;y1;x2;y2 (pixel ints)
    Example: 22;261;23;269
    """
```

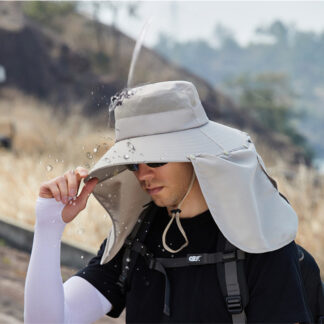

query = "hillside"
0;1;310;167
154;21;324;160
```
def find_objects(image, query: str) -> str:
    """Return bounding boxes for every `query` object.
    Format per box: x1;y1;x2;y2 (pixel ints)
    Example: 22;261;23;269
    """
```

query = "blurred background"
0;1;323;323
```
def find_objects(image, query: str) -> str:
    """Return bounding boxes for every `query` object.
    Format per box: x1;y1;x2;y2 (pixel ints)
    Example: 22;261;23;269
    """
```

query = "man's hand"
39;166;98;223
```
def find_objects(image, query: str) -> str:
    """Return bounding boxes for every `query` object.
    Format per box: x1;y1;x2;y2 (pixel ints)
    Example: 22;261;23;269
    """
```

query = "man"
24;81;311;323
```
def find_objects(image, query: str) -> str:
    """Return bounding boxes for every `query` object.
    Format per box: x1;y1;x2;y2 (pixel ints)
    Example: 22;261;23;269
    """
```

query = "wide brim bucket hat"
84;80;298;265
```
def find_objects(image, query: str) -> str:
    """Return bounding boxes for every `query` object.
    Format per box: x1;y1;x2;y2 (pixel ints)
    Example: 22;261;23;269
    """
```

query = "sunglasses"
125;162;168;171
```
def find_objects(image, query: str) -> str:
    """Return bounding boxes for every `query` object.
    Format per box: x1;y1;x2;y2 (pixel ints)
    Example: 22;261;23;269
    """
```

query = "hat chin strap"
162;171;196;253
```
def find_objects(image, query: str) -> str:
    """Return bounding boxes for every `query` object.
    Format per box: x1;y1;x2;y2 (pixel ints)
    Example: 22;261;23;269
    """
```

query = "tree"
225;72;313;161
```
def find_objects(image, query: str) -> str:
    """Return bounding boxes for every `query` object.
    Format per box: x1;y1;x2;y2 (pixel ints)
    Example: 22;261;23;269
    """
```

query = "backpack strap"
297;244;324;323
147;251;246;317
117;201;157;293
216;232;249;324
117;204;249;321
319;282;324;324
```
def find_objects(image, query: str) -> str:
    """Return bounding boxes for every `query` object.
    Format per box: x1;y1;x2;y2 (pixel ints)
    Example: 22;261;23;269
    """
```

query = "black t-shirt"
75;205;311;323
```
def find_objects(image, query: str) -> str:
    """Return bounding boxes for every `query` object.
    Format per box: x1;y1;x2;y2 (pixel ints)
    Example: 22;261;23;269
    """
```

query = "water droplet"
127;142;136;153
136;267;140;271
80;255;84;259
161;249;165;252
126;257;131;262
123;154;130;160
83;271;85;274
46;165;53;172
124;226;128;230
104;157;111;163
145;281;150;286
171;254;174;258
72;196;77;201
93;145;100;153
100;183;103;187
77;229;84;235
108;194;112;198
157;244;161;248
84;163;90;168
113;264;117;268
55;158;59;163
87;152;93;159
72;202;76;206
125;265;129;270
82;145;85;150
137;219;142;223
91;91;94;95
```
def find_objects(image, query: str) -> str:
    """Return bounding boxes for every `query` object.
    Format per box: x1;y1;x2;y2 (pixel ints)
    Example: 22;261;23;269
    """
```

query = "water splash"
127;17;153;88
127;141;136;153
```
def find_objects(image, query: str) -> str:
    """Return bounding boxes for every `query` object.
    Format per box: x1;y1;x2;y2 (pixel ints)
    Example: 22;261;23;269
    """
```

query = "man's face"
132;162;194;209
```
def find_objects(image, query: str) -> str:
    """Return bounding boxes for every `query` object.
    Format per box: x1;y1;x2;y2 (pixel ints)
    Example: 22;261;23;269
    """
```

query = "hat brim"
85;120;248;183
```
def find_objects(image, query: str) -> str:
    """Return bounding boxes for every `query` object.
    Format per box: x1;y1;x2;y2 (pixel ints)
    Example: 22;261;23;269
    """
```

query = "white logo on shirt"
188;255;202;262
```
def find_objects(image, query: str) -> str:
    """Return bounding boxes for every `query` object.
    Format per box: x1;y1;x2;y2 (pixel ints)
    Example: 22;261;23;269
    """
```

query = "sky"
86;1;324;48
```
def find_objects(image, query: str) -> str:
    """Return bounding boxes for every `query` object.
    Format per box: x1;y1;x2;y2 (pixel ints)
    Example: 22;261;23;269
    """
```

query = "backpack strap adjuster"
226;295;243;314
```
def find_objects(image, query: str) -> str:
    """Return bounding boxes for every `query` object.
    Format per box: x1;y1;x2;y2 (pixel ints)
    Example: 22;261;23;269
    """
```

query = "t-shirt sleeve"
245;241;312;323
73;239;126;318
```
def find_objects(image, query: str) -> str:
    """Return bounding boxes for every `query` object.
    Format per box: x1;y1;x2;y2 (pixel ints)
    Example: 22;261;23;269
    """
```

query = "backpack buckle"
226;295;243;314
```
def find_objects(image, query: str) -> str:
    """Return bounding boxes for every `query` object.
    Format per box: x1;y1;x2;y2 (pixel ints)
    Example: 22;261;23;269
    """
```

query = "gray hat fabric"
85;80;298;265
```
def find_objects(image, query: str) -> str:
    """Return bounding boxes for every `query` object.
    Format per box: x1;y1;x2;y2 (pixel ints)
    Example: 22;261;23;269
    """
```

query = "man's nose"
135;164;155;181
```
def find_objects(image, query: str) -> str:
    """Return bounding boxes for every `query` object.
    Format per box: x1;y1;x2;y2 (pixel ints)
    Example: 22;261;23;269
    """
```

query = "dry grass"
0;88;115;252
0;88;323;274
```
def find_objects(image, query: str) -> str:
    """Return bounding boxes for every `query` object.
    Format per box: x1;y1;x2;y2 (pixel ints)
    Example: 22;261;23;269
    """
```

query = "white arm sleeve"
24;197;112;324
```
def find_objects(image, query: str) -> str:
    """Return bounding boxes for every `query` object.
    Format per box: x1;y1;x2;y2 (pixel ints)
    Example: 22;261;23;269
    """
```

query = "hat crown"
114;81;209;141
